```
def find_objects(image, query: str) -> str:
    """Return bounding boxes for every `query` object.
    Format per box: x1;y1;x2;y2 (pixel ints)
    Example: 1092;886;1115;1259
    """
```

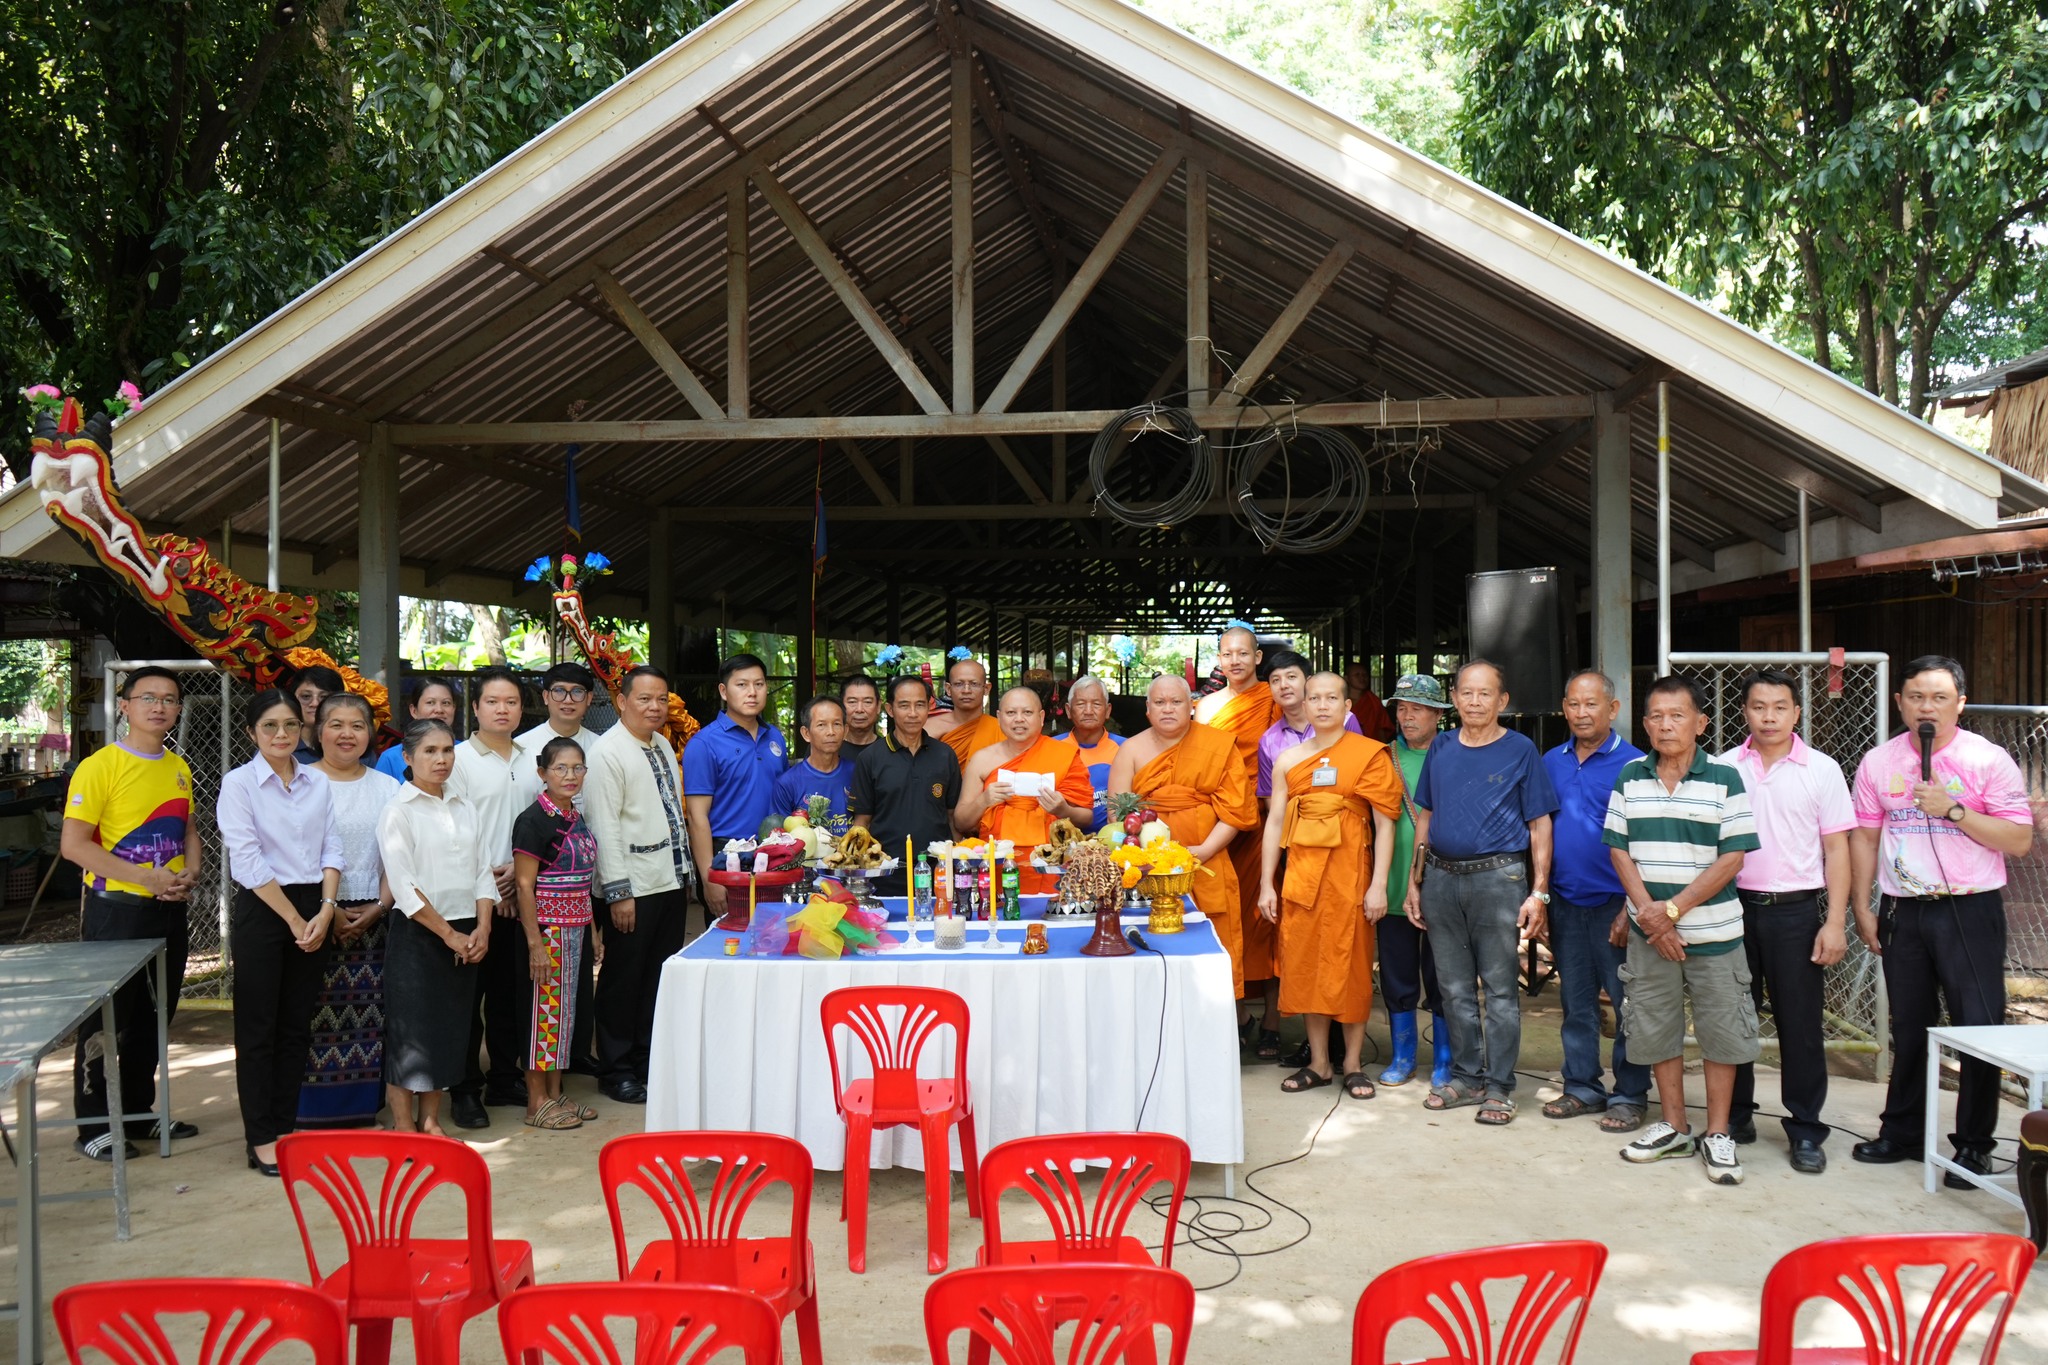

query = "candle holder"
1080;892;1133;957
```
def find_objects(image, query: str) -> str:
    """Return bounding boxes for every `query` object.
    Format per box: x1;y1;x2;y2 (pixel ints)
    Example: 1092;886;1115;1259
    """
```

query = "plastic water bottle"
912;857;934;920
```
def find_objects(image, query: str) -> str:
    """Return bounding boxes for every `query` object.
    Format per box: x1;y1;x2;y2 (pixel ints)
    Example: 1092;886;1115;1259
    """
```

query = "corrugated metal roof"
7;0;2046;648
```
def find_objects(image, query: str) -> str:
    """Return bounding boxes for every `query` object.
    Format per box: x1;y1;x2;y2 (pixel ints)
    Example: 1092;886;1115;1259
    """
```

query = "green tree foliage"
1458;0;2048;415
1134;0;1465;168
1;0;725;473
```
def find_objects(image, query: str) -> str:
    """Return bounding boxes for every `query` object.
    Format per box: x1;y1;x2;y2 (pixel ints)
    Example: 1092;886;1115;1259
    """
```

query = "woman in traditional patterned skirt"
512;735;599;1130
297;693;399;1125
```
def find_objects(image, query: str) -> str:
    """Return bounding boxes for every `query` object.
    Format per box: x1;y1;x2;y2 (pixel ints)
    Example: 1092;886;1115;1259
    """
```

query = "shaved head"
1220;625;1258;649
999;686;1043;712
1147;675;1191;703
1145;673;1192;738
1215;627;1261;685
948;658;987;683
995;685;1046;742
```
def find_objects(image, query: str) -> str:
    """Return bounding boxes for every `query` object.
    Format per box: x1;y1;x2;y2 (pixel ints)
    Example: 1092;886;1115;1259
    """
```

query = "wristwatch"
1534;890;1552;905
1664;902;1683;922
1945;803;1968;823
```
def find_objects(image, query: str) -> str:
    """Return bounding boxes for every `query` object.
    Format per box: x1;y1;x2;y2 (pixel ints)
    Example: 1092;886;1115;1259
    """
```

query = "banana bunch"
825;825;886;869
1040;818;1087;863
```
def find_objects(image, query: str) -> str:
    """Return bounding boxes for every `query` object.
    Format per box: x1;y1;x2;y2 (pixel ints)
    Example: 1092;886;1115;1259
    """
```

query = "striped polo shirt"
1602;748;1760;955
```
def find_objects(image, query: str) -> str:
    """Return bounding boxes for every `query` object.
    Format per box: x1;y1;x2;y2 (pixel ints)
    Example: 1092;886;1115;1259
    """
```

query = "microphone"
1917;721;1936;785
1126;928;1150;952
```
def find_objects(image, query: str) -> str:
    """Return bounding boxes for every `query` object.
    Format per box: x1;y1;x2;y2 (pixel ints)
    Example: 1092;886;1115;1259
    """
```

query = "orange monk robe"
1277;734;1404;1022
977;736;1093;893
1133;723;1260;996
940;713;1006;770
1197;682;1278;981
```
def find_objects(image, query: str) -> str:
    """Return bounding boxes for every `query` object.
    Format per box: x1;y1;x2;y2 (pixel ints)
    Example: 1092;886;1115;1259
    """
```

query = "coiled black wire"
1230;422;1372;555
1089;404;1215;529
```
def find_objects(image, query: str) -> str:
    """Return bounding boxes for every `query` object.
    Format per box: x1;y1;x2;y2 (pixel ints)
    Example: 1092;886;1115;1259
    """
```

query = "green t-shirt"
1386;736;1428;916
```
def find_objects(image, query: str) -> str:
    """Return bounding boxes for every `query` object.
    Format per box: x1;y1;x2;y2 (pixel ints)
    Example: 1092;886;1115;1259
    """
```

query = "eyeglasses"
546;686;591;702
546;763;588;776
127;694;181;709
257;719;304;736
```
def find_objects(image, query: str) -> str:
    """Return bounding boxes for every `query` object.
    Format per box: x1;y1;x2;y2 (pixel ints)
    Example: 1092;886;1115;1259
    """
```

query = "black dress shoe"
1278;1040;1311;1069
246;1145;280;1178
1728;1117;1757;1145
602;1079;649;1104
1944;1148;1993;1190
1789;1140;1827;1174
1852;1136;1924;1164
449;1092;492;1130
483;1082;529;1108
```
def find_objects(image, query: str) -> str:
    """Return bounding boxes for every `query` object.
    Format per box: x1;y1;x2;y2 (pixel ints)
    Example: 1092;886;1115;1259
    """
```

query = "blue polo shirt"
1542;729;1643;904
682;712;789;840
1412;728;1557;859
373;744;409;781
769;758;855;837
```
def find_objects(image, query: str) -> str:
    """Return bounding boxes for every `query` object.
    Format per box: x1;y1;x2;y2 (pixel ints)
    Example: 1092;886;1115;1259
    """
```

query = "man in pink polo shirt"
1847;655;2034;1182
1718;668;1854;1174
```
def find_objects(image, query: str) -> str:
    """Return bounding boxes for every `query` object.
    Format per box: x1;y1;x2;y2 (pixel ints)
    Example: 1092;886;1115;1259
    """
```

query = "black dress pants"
1376;913;1442;1015
74;892;190;1142
458;906;531;1099
231;885;332;1148
1730;893;1831;1146
596;886;688;1086
1878;891;2008;1156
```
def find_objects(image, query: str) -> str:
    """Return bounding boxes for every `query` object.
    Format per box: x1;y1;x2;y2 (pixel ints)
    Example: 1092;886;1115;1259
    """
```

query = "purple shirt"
1257;711;1363;798
216;757;344;889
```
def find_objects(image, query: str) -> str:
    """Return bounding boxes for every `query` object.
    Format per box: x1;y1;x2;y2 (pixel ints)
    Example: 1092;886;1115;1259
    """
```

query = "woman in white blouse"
216;689;342;1177
297;693;400;1127
377;718;499;1135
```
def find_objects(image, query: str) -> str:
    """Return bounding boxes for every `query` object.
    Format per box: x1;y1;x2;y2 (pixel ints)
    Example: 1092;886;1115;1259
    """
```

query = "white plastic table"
1923;1024;2048;1207
0;939;171;1364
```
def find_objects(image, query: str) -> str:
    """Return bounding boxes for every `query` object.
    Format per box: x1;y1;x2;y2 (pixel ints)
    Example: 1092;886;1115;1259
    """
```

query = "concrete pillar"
357;424;401;685
648;508;674;677
1473;500;1499;574
1591;392;1633;726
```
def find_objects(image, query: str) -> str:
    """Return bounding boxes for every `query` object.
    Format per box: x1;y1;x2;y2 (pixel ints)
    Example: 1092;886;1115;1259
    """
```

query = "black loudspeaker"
1466;568;1563;715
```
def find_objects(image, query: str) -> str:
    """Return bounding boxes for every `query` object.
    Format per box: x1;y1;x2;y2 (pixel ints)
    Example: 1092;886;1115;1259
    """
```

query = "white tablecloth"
645;921;1244;1171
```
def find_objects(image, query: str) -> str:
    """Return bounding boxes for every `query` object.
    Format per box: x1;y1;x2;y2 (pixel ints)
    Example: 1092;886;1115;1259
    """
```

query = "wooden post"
1592;390;1633;723
1186;162;1208;405
726;183;749;418
357;424;401;685
986;603;1000;687
946;594;959;651
950;52;975;415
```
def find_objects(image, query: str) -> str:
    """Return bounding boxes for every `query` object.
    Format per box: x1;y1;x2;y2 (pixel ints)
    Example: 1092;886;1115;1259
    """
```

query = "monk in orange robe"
1258;674;1401;1098
956;688;1093;893
1110;675;1260;995
928;657;1005;769
1194;627;1277;1000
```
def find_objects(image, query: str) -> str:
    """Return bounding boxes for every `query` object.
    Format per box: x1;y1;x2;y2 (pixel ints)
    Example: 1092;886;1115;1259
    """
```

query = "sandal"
572;1102;599;1121
1254;1029;1283;1061
1342;1072;1376;1100
523;1097;582;1130
1423;1083;1483;1111
1541;1094;1605;1120
1280;1066;1333;1093
1476;1097;1517;1126
1597;1104;1646;1134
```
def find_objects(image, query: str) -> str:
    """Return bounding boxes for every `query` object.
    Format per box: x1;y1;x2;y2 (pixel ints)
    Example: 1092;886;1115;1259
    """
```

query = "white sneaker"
1700;1131;1745;1185
1621;1121;1696;1163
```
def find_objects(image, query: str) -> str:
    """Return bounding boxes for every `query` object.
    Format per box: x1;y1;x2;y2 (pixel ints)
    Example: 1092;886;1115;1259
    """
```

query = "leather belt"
1737;888;1821;906
1424;851;1522;875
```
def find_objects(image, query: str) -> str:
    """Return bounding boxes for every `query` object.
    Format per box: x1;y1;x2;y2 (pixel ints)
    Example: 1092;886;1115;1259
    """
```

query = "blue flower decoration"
875;645;904;667
1110;635;1138;665
523;555;551;583
947;645;972;662
1223;617;1257;637
584;550;612;574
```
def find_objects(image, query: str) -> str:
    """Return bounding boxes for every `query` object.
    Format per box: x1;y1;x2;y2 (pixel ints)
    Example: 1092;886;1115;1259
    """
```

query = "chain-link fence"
1667;652;1892;1078
1956;705;2048;1024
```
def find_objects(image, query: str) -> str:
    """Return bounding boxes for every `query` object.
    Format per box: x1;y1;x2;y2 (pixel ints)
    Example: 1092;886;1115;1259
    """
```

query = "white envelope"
1000;769;1046;796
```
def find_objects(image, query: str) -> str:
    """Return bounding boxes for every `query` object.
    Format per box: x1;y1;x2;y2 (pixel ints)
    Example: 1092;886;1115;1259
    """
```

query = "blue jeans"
1550;895;1650;1108
1422;861;1527;1096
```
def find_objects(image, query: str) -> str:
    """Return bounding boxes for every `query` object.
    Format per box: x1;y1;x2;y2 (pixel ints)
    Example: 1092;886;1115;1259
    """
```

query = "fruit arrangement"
1098;792;1169;848
766;797;836;860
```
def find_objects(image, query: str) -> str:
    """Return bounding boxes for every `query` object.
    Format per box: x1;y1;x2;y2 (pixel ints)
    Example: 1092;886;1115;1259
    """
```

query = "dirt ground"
6;999;2046;1365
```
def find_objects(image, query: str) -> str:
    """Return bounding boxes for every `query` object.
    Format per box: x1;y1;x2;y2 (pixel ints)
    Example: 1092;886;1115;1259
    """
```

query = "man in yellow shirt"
61;667;205;1161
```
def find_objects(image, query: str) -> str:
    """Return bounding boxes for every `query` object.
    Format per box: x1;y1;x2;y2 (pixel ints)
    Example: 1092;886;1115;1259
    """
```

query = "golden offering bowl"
1136;871;1193;934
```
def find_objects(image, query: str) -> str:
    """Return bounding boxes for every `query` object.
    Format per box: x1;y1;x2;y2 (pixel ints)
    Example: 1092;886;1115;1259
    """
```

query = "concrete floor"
6;1003;2046;1364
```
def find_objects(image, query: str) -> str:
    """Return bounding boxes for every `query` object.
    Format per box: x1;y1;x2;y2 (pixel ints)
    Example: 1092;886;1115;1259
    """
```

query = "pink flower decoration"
22;384;59;401
116;380;144;410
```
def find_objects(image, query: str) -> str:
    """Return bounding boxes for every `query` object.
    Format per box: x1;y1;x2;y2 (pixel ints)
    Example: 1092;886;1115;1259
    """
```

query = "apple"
1138;807;1157;824
1123;812;1145;837
783;813;809;831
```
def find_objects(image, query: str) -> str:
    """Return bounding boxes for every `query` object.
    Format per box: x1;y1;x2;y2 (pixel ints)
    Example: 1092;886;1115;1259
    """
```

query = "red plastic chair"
924;1264;1194;1365
498;1283;783;1365
275;1130;536;1365
1351;1240;1608;1365
54;1277;348;1365
821;984;981;1274
977;1133;1189;1269
598;1131;822;1365
1690;1232;2036;1365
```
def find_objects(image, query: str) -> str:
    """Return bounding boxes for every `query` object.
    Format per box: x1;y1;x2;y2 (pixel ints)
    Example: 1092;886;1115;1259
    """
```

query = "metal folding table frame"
0;938;172;1364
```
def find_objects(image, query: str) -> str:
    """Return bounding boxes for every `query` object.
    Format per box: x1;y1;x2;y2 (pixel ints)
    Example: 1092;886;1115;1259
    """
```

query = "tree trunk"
1877;319;1900;407
1854;283;1880;395
468;604;507;665
1795;230;1834;372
